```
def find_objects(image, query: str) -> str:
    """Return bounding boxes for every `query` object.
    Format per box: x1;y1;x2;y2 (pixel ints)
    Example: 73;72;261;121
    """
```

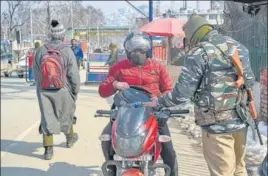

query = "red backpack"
39;44;65;90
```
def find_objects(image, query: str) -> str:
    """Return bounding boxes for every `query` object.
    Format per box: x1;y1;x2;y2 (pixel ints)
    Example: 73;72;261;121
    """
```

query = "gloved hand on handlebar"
113;81;130;90
143;97;159;108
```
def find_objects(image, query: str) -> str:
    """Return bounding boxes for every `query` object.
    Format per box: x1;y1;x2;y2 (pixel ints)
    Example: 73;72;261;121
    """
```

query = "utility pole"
183;0;187;9
87;6;93;47
71;1;74;38
30;6;33;46
155;0;160;18
18;6;21;50
170;1;174;13
149;0;153;57
149;0;153;22
97;22;100;48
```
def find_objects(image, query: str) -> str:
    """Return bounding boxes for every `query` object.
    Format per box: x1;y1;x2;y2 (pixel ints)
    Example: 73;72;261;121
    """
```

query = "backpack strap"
44;44;54;50
44;43;65;51
56;44;66;51
43;43;66;67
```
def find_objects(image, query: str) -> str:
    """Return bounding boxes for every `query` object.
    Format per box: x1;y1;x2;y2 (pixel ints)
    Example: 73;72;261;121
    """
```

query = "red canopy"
140;18;186;38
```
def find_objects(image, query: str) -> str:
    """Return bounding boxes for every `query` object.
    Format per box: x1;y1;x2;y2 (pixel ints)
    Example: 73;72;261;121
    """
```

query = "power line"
124;0;148;19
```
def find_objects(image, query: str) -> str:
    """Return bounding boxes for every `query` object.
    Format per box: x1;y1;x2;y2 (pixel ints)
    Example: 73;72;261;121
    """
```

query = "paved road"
1;70;209;176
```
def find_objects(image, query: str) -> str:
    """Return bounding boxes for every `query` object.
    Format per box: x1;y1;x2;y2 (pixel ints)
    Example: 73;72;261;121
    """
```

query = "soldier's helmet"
183;14;214;46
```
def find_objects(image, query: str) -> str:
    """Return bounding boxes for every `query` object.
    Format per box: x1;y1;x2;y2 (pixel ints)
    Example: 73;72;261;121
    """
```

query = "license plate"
114;154;152;161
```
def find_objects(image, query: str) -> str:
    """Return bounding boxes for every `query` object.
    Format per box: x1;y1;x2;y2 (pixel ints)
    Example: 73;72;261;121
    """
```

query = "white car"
16;48;35;78
16;55;27;78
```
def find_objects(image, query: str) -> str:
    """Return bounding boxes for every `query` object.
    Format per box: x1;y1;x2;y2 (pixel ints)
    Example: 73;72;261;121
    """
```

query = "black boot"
66;133;78;148
170;159;179;176
44;146;53;160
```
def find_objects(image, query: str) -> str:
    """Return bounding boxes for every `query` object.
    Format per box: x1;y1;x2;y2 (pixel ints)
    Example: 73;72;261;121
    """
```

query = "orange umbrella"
140;18;186;37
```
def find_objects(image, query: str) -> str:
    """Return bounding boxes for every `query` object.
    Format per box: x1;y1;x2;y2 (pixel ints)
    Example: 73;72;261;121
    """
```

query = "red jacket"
27;52;33;68
98;59;172;98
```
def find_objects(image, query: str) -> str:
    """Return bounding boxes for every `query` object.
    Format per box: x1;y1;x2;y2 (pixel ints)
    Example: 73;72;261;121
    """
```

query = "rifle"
228;46;263;145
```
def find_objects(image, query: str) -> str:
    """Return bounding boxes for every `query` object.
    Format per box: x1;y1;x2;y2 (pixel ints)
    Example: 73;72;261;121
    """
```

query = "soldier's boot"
43;134;54;160
66;126;78;148
44;146;53;160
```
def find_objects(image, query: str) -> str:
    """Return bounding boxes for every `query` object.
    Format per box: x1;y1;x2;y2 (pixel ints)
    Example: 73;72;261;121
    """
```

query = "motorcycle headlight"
120;131;148;148
115;132;146;157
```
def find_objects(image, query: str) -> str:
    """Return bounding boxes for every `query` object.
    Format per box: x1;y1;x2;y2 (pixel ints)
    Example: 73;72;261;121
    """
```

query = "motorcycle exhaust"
149;163;171;176
101;160;121;176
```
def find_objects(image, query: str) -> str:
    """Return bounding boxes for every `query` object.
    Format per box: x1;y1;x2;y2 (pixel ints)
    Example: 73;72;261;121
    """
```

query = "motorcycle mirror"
99;134;111;141
158;135;171;143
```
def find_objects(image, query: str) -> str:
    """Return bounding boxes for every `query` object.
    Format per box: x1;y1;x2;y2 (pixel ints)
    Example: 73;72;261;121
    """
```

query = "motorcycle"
95;86;189;176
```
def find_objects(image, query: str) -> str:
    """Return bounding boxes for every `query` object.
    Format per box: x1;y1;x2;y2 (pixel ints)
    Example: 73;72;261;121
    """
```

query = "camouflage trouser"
202;128;247;176
43;125;74;147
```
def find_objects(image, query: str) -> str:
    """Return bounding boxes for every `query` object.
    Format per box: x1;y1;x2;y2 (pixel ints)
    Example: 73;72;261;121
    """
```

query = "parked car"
16;48;35;78
16;54;27;78
1;40;13;77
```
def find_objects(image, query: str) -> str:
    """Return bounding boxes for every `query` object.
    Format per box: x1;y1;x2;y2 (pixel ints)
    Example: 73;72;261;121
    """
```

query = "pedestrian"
30;41;41;86
71;39;84;70
105;43;118;66
145;14;255;176
170;37;190;66
33;19;80;160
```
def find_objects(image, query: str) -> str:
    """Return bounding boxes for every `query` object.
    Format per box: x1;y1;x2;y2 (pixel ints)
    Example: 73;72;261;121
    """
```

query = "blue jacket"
71;44;84;61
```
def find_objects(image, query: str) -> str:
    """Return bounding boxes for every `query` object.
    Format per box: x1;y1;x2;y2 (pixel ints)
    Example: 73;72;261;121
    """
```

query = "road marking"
1;120;40;158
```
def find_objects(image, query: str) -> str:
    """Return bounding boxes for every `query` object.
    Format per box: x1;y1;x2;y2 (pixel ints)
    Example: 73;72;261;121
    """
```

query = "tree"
1;1;106;41
1;12;9;39
86;5;105;27
3;1;30;39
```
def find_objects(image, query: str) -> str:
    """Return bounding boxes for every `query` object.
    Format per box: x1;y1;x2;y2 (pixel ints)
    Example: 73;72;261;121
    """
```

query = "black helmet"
124;32;151;58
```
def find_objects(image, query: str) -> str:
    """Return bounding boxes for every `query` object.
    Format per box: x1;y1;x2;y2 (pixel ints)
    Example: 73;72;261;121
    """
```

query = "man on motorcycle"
98;32;178;176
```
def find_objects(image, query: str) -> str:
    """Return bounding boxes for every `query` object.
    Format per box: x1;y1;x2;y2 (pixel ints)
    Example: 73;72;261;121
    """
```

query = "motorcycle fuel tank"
112;88;154;157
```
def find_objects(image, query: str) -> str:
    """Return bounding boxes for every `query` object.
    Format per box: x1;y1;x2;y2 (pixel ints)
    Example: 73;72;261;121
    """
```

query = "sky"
82;1;210;15
1;1;211;15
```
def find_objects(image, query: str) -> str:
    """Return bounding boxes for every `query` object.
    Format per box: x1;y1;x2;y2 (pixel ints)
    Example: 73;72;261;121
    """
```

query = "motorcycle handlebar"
95;102;189;118
169;114;186;118
96;110;112;115
169;109;189;114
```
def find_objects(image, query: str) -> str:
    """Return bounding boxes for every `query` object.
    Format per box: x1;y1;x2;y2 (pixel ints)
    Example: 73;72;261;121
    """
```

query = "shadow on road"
1;139;65;160
1;77;36;100
1;162;102;176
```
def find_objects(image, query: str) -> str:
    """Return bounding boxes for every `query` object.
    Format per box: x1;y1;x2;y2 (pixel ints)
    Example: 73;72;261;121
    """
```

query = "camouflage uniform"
158;15;255;176
258;155;268;176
